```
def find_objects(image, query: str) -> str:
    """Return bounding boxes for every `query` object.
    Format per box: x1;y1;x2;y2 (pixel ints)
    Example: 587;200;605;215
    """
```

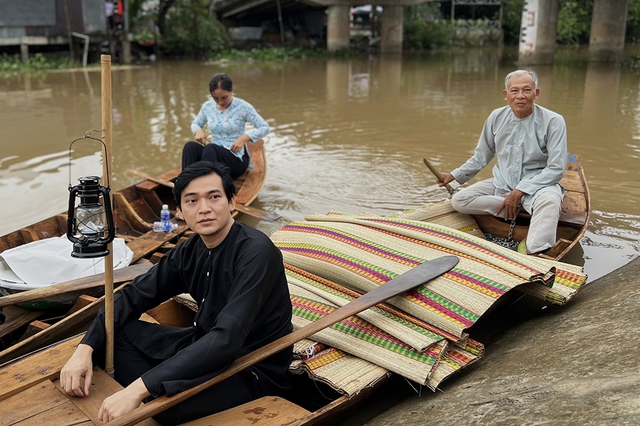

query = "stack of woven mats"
270;201;587;395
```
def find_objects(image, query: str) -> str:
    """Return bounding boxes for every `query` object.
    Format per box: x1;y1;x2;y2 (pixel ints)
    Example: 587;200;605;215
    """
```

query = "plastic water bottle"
160;204;171;232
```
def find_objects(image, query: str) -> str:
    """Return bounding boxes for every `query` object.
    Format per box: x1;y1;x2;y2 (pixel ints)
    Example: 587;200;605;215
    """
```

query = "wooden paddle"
423;158;455;196
127;169;281;222
0;263;152;308
106;255;459;426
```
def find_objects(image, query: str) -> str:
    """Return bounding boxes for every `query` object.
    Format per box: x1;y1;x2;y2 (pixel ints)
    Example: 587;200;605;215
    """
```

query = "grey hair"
505;70;538;90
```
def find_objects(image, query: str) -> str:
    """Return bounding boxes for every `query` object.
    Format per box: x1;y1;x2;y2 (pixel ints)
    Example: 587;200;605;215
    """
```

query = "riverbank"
357;256;640;425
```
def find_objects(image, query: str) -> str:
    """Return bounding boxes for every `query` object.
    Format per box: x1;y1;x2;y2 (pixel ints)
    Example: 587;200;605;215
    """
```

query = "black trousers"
109;319;258;426
182;141;249;179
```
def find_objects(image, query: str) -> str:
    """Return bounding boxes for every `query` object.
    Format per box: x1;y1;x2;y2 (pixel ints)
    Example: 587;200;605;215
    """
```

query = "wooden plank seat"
126;227;190;264
181;396;311;426
135;168;182;193
0;305;44;344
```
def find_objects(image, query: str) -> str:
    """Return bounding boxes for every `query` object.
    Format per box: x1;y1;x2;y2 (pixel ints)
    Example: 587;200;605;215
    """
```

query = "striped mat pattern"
289;280;447;385
272;215;586;339
271;211;586;394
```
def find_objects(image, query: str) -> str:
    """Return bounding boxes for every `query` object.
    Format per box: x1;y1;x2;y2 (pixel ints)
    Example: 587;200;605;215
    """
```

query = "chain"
507;218;517;240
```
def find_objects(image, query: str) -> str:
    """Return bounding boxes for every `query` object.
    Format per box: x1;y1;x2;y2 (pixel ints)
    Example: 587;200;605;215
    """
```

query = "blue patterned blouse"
190;97;270;163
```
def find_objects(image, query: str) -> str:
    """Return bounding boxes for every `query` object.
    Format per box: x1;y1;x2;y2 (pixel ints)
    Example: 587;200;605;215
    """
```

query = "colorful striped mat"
271;213;586;340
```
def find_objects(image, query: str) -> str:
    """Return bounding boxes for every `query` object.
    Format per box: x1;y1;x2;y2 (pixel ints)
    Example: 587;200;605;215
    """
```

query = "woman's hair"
209;73;233;93
173;161;236;207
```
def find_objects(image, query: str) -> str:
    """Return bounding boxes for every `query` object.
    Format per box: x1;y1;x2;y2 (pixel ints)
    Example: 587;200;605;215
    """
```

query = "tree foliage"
158;0;230;59
403;4;451;50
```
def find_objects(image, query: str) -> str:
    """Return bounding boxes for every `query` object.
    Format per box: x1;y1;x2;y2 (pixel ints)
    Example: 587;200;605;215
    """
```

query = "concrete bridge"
520;0;629;64
214;0;426;54
214;0;630;63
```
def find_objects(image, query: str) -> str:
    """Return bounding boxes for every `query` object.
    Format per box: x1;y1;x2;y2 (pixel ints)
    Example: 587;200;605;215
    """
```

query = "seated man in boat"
438;70;567;255
60;161;293;424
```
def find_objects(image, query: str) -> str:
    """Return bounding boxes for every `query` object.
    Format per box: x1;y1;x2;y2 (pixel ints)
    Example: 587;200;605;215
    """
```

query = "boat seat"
135;167;182;192
181;396;311;426
516;209;587;228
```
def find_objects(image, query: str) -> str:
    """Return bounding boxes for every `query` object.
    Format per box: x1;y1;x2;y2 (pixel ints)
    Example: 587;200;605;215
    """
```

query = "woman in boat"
181;73;270;179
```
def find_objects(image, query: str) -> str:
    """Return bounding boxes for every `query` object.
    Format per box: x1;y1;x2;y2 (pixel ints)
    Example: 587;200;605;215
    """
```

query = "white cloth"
0;236;133;291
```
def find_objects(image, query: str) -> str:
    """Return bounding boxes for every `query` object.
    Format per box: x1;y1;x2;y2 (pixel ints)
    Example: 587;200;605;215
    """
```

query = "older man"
439;70;567;254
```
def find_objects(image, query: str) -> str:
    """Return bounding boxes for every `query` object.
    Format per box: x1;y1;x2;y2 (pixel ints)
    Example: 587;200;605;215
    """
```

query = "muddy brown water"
1;46;639;282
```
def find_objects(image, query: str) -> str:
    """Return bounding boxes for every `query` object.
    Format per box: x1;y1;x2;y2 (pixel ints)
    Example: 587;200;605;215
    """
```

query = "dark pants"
182;141;249;179
110;319;258;426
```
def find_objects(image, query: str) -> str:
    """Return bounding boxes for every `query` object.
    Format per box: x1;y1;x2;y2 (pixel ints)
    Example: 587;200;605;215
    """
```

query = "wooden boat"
0;300;387;426
470;153;590;261
0;140;270;363
425;153;589;262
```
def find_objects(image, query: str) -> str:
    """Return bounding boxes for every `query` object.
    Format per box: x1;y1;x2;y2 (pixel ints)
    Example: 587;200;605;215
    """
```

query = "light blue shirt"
452;104;567;205
190;97;270;165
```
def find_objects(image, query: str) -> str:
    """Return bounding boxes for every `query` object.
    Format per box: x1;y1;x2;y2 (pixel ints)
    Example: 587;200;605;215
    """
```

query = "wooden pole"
63;0;74;62
276;0;285;45
101;55;115;375
423;158;455;196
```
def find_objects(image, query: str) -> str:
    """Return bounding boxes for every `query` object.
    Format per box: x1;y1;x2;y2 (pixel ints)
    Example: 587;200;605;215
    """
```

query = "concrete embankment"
362;257;640;426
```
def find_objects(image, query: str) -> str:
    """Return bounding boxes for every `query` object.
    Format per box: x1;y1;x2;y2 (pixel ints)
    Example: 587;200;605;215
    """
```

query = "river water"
1;46;639;281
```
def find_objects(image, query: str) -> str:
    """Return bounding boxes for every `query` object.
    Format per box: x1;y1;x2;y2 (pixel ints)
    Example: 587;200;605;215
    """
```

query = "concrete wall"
589;0;629;62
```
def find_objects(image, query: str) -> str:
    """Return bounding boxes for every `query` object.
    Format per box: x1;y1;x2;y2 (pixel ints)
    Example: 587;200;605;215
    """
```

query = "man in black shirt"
60;161;293;424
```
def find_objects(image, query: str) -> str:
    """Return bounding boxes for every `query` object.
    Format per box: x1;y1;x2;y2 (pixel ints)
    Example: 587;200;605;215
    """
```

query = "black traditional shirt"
82;222;293;397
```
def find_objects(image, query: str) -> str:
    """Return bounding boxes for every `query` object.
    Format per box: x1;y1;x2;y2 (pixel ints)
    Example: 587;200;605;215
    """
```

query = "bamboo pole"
101;55;115;375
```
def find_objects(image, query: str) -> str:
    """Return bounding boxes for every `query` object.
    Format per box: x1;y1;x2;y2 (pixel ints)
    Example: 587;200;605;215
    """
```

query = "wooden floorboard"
0;379;90;425
0;335;81;400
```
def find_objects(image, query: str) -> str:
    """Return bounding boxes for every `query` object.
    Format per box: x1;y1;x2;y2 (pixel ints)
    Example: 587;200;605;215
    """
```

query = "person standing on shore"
438;70;567;255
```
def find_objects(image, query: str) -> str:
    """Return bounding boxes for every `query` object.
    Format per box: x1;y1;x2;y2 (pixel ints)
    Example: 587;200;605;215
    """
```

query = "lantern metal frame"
66;132;115;258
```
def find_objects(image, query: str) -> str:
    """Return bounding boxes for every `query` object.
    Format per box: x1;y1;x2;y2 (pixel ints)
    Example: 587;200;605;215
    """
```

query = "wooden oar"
423;158;455;196
0;263;152;308
106;255;459;426
127;169;281;222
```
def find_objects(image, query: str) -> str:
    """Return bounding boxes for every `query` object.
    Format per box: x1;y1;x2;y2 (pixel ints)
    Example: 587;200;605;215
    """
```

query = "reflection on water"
1;46;639;281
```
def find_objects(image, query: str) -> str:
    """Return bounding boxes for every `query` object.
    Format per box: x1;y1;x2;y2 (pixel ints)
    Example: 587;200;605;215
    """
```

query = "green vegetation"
161;10;230;58
556;0;593;45
218;47;324;61
0;53;78;76
404;20;451;50
403;4;451;50
4;0;640;69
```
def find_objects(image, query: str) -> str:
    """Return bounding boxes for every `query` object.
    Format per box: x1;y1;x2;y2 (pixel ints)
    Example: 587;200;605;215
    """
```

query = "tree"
157;0;178;37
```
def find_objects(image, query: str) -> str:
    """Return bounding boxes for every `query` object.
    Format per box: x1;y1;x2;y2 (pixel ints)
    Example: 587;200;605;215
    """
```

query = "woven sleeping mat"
270;213;587;340
286;264;484;393
289;279;447;385
290;337;483;394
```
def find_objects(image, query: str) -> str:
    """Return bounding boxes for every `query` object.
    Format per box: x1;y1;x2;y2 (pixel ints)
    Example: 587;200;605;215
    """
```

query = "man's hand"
60;343;94;397
98;378;151;422
438;172;456;187
496;189;525;220
194;129;211;145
